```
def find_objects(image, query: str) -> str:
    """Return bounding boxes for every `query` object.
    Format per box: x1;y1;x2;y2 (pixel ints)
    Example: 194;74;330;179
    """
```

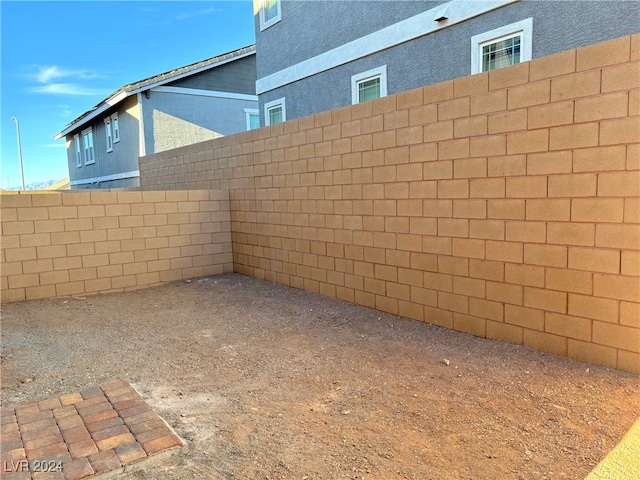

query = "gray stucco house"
55;45;257;189
254;0;639;125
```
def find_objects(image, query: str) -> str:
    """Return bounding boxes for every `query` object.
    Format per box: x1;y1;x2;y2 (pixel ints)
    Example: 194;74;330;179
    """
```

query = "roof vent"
434;7;449;22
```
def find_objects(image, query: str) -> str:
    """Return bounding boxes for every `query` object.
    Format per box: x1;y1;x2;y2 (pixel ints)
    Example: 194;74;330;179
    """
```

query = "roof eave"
53;46;256;140
124;48;256;95
54;89;128;140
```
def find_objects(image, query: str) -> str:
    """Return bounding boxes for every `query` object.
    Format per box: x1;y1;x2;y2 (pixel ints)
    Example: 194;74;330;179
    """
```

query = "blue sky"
1;0;255;188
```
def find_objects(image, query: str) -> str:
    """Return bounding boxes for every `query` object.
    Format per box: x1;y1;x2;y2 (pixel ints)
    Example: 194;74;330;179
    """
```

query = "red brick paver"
0;381;183;480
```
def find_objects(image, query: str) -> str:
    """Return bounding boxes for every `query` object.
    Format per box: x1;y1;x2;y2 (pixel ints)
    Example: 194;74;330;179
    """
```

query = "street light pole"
10;116;26;191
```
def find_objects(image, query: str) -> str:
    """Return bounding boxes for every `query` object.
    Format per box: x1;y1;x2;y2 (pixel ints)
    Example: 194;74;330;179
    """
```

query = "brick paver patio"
0;380;183;479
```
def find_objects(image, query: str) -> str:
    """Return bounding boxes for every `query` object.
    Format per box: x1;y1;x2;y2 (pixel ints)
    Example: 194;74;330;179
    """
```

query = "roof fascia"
54;49;256;140
54;90;128;139
125;49;256;96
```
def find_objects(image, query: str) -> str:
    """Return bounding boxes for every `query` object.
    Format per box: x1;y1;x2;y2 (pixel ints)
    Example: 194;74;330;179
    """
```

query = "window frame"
351;65;388;105
74;134;82;168
259;0;281;31
470;18;533;74
81;127;95;165
264;97;286;126
111;112;120;143
104;117;113;152
244;108;260;130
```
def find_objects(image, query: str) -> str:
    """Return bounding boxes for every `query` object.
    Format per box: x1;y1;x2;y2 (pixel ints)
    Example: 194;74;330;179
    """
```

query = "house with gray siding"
55;46;257;189
254;0;639;125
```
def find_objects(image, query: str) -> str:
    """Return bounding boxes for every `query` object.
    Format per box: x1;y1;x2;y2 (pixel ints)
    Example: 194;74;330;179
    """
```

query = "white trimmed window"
265;98;286;126
111;112;120;143
245;108;260;130
471;18;533;74
104;117;113;152
351;66;388;104
260;0;281;31
74;134;82;168
81;127;95;165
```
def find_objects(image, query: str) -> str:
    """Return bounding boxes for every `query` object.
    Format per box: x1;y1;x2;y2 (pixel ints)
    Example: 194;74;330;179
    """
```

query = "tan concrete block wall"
139;34;638;373
1;190;233;302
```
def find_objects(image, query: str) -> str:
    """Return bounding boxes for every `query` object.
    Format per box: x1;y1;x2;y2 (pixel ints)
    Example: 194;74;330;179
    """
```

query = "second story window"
74;134;82;167
260;0;281;31
482;35;520;71
352;66;388;104
245;108;260;130
104;117;113;152
268;106;282;125
82;127;95;165
471;19;533;74
111;112;120;142
359;77;381;102
265;98;286;126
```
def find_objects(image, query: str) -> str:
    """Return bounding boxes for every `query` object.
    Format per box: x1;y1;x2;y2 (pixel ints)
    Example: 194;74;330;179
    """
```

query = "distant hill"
44;178;70;190
4;179;65;191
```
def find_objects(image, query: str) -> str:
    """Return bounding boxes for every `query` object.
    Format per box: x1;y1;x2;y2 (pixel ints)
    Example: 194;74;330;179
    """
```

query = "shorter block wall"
0;190;232;303
140;35;640;373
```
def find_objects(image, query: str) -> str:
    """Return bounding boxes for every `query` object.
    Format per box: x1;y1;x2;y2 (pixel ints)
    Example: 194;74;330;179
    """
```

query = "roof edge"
54;90;127;140
54;45;256;139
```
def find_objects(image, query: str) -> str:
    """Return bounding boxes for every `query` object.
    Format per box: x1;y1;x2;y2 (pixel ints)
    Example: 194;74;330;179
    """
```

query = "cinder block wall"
0;190;233;303
145;35;640;373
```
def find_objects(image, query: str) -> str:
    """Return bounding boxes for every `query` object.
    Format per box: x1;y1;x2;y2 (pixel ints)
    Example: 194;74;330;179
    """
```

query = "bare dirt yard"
1;273;638;480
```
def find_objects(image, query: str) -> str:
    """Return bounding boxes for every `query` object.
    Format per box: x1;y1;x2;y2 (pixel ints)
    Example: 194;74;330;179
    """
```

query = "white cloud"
29;65;107;96
36;65;69;83
34;65;102;83
31;83;108;96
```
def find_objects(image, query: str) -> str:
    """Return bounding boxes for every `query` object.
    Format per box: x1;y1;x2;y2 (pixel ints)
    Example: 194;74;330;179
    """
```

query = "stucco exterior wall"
71;176;141;190
141;91;257;154
256;0;640;121
171;53;257;95
256;0;444;76
139;35;640;373
64;53;256;189
67;96;141;189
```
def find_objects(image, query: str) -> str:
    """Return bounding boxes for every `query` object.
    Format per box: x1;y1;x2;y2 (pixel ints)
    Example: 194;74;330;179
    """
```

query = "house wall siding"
257;0;640;121
72;176;141;190
63;54;256;190
139;35;640;373
0;190;233;302
141;92;257;154
67;96;141;189
255;0;444;76
170;54;257;96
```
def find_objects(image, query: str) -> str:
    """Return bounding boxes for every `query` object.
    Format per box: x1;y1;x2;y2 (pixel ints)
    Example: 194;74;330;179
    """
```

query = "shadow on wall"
152;109;224;154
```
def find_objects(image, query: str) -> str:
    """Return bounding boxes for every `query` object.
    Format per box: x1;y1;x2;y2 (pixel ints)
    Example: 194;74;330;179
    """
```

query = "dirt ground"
1;273;638;480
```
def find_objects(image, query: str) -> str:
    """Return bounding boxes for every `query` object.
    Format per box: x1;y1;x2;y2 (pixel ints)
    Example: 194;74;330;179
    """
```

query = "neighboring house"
254;0;640;125
55;45;257;189
43;178;70;191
